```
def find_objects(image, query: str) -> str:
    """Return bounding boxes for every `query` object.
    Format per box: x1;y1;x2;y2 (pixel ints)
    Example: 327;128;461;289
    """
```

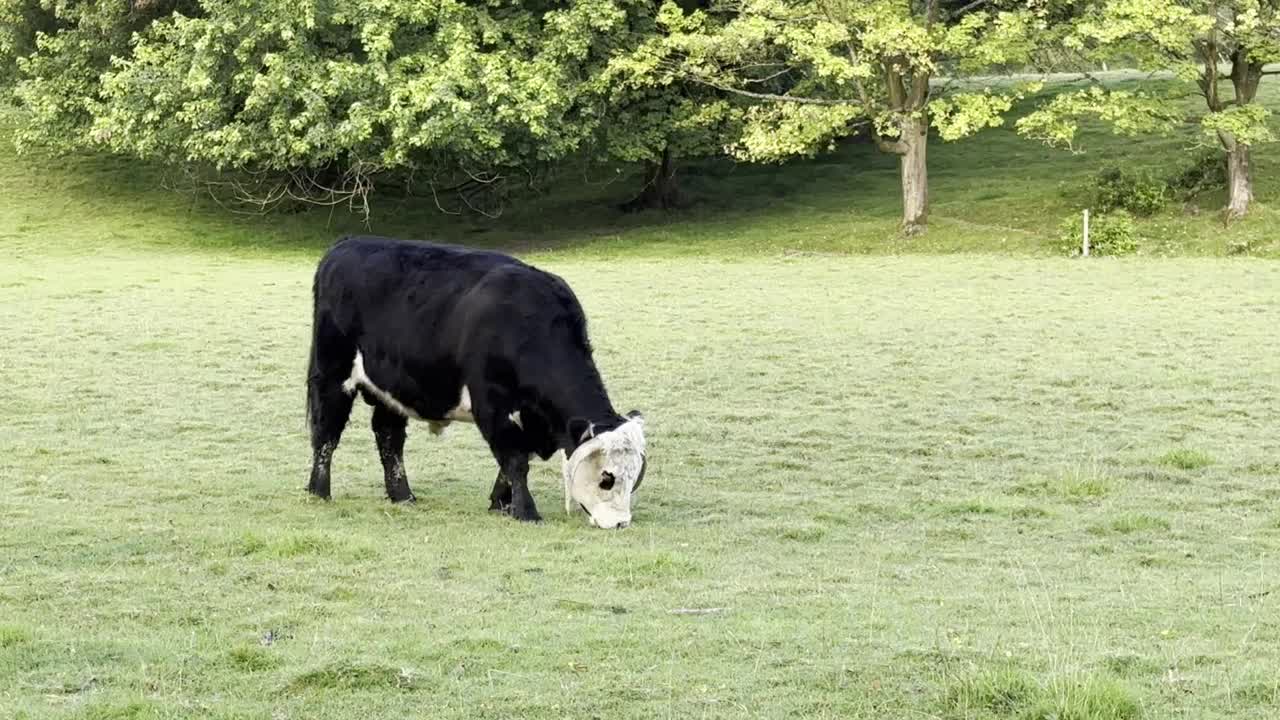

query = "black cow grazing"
305;235;647;529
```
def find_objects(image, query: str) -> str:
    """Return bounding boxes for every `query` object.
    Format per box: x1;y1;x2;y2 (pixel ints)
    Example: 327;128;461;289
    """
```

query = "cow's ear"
568;417;594;444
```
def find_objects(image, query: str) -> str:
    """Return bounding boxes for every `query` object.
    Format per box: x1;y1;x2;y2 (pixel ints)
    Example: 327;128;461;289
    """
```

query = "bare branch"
951;0;990;17
427;182;464;216
425;166;507;218
691;75;860;105
875;136;907;154
741;67;794;85
724;62;793;74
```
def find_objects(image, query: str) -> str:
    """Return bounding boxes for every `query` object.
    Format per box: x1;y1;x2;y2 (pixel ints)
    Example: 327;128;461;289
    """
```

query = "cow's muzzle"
581;503;629;529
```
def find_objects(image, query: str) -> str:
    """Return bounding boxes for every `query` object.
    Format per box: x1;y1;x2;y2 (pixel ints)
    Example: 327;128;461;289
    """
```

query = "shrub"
1088;166;1168;216
1168;150;1227;201
1058;210;1138;256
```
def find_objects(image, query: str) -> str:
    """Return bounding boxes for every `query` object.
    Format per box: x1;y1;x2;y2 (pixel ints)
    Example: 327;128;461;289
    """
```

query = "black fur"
305;235;629;521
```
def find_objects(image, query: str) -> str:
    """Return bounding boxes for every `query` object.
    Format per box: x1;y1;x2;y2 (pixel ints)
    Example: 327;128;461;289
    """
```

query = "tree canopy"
3;0;1278;229
1018;0;1280;219
612;0;1047;232
8;0;652;212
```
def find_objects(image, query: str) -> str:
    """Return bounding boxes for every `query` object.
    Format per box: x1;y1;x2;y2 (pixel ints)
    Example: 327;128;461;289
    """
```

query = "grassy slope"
2;87;1279;719
3;76;1278;261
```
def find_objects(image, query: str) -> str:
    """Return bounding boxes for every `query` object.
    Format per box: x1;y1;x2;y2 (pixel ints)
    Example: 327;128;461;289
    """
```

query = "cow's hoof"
488;501;510;513
306;487;332;501
389;492;417;504
509;508;543;523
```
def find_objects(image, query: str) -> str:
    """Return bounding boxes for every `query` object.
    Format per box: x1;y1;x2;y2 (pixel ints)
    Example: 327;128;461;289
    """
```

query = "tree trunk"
1225;140;1253;221
1219;49;1263;222
899;117;928;235
620;145;680;212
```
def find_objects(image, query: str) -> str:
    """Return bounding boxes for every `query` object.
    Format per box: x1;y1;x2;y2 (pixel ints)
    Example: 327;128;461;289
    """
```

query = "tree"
597;86;740;210
596;0;741;211
1017;0;1280;220
9;0;645;215
622;0;1043;234
5;1;198;144
0;0;55;85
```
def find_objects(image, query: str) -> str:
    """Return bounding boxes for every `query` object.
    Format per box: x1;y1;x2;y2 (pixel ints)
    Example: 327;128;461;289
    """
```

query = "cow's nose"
615;521;629;530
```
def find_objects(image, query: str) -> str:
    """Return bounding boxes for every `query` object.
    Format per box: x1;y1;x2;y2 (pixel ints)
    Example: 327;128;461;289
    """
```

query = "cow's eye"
599;471;616;491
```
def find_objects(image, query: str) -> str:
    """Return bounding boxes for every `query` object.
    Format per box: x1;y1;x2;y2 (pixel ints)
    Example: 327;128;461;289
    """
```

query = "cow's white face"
562;416;646;529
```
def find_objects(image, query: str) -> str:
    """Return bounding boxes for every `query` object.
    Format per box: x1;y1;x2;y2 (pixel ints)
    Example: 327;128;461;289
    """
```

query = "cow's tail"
305;273;323;442
305;351;319;441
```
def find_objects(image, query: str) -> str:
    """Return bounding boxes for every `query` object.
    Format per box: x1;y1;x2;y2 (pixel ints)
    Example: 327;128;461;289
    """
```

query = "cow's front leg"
501;454;540;523
372;406;415;503
488;470;512;512
474;389;538;521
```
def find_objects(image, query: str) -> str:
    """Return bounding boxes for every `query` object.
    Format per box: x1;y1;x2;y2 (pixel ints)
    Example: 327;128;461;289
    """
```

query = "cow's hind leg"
372;405;415;503
488;470;512;512
306;311;355;500
307;379;354;500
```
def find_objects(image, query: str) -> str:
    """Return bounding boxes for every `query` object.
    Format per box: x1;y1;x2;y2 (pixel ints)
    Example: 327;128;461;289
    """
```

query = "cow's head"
563;411;647;529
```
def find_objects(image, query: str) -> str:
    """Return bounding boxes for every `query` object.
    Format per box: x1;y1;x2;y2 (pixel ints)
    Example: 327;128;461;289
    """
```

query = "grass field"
2;85;1280;718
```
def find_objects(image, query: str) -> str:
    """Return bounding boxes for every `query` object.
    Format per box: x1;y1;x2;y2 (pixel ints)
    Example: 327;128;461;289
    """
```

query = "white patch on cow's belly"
446;385;473;422
428;388;475;435
343;351;422;420
344;352;478;430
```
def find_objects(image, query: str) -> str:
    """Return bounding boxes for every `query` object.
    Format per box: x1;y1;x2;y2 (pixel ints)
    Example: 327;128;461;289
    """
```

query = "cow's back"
311;235;593;426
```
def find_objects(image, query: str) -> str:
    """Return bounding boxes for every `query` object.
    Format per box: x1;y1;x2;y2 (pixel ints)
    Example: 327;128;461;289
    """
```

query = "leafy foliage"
592;0;742;182
8;0;658;212
5;0;1278;225
1202;103;1275;147
1089;166;1168;216
930;90;1018;142
9;1;191;152
728;104;862;162
0;0;50;84
641;0;1044;153
1017;86;1183;151
1167;149;1227;200
1020;0;1280;217
612;0;1049;230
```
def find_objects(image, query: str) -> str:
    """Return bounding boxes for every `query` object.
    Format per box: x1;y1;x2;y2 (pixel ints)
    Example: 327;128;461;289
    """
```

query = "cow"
304;235;647;529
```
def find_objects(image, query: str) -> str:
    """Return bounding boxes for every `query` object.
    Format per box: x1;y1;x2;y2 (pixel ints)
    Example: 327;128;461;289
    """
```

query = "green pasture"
1;83;1279;718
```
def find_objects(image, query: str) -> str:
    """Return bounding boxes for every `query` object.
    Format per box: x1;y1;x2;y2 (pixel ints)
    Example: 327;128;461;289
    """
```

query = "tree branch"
875;136;907;154
742;67;794;85
951;0;990;16
691;76;860;106
908;69;931;109
885;62;907;108
925;0;941;29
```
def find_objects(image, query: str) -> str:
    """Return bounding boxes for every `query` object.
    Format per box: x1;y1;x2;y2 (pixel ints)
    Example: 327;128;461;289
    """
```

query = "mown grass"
2;81;1280;718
